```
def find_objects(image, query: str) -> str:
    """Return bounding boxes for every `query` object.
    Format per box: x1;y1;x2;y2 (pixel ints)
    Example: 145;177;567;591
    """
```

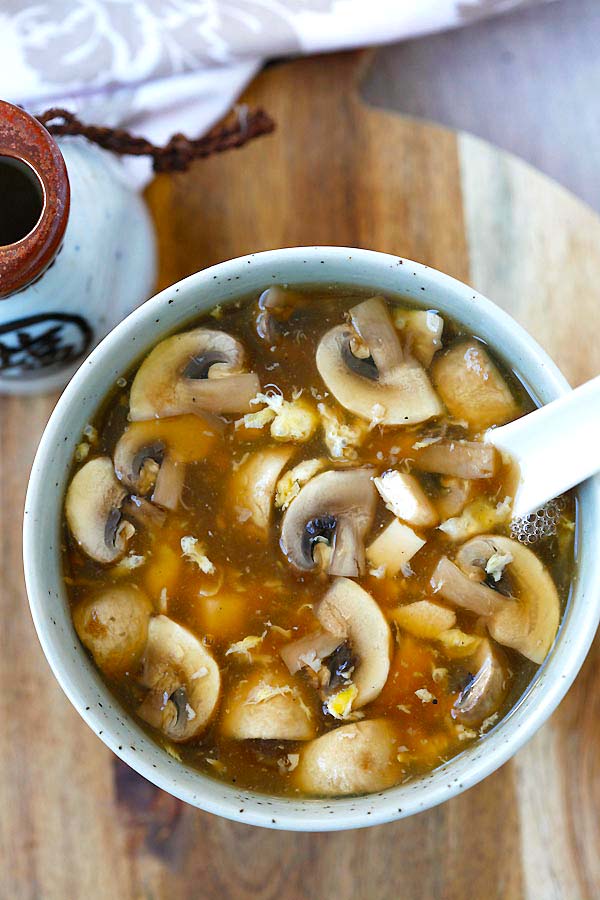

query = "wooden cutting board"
2;51;600;900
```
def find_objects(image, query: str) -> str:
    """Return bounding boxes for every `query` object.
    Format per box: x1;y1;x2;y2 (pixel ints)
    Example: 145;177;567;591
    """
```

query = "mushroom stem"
350;296;405;373
431;556;505;617
329;516;364;577
152;456;185;510
415;441;498;479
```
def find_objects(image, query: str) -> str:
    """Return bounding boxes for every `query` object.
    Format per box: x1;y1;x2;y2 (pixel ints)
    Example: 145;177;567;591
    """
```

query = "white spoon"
486;374;600;519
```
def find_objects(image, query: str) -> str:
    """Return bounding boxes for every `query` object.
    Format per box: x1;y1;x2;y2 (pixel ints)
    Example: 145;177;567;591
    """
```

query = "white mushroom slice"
373;469;438;527
431;556;505;617
295;720;401;796
129;328;261;420
65;457;134;564
138;615;220;742
366;518;425;576
316;296;442;426
437;629;482;658
280;468;376;577
456;535;560;664
73;586;152;677
275;457;327;510
114;413;219;511
230;446;294;534
280;629;344;675
221;667;316;741
435;477;472;520
316;578;392;707
255;285;307;342
432;341;519;431
392;600;456;640
393;308;444;367
414;440;498;479
453;639;508;726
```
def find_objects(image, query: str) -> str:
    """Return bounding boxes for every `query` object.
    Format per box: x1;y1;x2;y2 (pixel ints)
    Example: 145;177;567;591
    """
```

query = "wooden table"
2;53;600;899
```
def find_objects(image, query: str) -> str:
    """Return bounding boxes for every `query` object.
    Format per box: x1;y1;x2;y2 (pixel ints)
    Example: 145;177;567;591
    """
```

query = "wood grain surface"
363;0;600;213
2;52;600;900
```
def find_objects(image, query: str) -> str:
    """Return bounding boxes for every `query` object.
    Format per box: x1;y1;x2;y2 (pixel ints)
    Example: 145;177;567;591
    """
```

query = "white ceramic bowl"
24;247;600;831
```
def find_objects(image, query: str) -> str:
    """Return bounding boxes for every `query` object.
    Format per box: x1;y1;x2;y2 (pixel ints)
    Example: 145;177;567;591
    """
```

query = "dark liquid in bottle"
0;156;44;246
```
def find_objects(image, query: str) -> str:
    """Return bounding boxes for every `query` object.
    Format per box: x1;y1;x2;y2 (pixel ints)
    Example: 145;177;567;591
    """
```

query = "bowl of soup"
23;246;600;830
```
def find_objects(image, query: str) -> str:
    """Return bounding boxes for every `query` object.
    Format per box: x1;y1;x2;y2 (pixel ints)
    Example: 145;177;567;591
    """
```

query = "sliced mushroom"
295;720;401;796
456;535;560;664
280;468;376;577
366;518;425;576
123;495;167;529
255;286;306;342
114;413;219;510
316;296;442;426
65;457;134;564
220;666;316;741
316;577;391;707
431;556;505;617
373;469;438;527
73;585;152;677
230;446;294;534
453;639;508;726
432;341;519;431
129;328;261;421
392;599;456;640
414;440;498;479
393;308;444;367
435;477;472;520
137;615;220;742
280;629;344;675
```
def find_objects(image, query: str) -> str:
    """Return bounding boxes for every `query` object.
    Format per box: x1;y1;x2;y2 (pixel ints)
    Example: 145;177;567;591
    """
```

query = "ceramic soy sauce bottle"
0;100;156;393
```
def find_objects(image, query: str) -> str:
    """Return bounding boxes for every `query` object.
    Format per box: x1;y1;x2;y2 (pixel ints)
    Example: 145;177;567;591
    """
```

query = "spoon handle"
486;374;600;518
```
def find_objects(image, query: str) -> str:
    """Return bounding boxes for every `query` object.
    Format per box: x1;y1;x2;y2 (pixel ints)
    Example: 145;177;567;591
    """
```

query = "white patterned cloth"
0;0;552;183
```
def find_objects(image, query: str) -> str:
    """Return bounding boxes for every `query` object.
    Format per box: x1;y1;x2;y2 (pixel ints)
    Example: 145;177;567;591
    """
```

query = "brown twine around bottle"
36;106;275;173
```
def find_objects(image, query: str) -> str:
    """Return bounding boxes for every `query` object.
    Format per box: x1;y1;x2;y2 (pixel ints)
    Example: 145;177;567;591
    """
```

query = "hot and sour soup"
62;287;575;797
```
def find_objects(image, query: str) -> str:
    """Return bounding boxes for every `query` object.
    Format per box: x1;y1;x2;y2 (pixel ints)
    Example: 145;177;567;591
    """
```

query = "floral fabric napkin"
0;0;552;182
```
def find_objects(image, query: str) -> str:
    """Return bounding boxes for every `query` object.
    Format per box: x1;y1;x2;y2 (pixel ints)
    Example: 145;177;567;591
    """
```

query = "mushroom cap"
114;413;219;510
138;615;221;742
453;639;507;726
316;297;442;426
280;468;376;577
295;720;401;796
73;585;153;677
230;445;294;534
220;666;316;741
457;535;560;664
316;577;392;708
432;340;519;432
129;328;261;420
114;413;218;488
65;456;133;564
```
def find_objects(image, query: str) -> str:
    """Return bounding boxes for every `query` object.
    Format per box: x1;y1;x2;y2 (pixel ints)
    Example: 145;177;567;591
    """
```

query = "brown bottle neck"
0;101;70;298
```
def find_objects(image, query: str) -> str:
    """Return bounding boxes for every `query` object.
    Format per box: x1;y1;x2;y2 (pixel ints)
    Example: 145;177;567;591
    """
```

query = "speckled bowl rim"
23;246;600;831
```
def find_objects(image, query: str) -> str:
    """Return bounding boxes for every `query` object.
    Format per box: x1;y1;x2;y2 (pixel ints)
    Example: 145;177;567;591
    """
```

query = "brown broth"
62;286;576;797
